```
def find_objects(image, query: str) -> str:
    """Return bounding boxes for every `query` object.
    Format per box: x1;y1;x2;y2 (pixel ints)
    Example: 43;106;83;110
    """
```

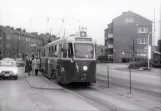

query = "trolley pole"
107;67;109;88
129;68;132;93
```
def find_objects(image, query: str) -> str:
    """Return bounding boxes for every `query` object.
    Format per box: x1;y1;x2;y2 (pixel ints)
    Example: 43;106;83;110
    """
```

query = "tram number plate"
4;74;10;77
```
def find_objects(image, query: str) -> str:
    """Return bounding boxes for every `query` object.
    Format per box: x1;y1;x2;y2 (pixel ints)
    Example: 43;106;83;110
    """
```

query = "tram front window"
74;43;94;59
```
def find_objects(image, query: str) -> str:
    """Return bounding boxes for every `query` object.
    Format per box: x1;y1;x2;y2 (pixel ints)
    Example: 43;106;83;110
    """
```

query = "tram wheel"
85;82;91;86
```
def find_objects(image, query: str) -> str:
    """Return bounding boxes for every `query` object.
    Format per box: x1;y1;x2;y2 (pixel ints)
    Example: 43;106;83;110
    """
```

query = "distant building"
39;33;58;45
0;25;44;58
104;11;152;62
96;44;106;57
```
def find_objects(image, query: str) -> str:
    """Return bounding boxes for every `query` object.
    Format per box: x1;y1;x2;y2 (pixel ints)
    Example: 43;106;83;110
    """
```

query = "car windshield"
0;61;17;67
74;43;94;59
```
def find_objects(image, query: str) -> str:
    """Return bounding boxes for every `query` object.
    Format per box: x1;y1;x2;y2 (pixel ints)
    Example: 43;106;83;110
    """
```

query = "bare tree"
126;37;138;62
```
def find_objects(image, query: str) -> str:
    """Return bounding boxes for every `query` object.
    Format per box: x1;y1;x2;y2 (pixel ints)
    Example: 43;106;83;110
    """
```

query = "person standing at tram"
26;57;32;76
32;56;39;76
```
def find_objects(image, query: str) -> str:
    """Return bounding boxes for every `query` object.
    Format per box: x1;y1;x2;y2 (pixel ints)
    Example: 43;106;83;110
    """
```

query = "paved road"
0;68;100;111
97;64;161;94
98;63;161;76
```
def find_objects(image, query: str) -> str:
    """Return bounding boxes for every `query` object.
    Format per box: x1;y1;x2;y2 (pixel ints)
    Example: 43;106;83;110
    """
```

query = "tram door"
47;46;53;78
58;44;63;76
45;47;48;76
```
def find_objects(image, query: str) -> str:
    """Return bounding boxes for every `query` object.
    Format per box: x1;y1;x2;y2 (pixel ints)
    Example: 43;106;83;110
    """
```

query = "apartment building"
104;11;152;62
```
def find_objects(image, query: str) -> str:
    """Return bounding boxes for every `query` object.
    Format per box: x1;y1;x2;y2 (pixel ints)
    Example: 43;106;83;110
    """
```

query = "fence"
97;66;132;93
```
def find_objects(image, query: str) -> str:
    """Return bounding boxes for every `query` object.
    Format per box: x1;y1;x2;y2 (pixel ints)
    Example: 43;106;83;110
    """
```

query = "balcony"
108;44;113;48
108;34;113;38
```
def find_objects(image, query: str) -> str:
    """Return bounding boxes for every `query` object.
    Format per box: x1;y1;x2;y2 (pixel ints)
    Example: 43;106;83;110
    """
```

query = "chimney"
23;29;26;32
6;26;10;28
31;32;38;36
11;27;14;30
122;12;127;14
16;28;22;31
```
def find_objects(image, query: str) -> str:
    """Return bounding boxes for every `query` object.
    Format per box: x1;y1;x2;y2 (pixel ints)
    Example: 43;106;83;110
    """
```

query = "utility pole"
160;3;161;40
132;38;135;62
3;31;6;57
154;8;155;45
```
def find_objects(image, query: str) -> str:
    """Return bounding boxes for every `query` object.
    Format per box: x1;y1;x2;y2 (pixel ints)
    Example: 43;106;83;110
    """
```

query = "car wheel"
0;77;3;80
14;76;18;80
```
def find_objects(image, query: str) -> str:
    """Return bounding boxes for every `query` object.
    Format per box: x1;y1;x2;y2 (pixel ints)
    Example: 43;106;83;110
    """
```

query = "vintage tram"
38;36;96;84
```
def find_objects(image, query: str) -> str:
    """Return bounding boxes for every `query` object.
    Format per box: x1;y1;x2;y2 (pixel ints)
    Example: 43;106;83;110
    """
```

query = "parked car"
0;59;18;80
16;58;25;67
128;61;149;69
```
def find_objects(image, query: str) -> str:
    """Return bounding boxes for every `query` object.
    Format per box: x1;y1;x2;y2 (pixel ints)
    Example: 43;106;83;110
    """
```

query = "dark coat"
25;60;32;72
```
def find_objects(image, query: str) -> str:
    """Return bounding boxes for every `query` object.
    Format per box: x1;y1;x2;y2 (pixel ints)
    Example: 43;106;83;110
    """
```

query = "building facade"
96;44;106;57
0;25;44;58
104;11;152;62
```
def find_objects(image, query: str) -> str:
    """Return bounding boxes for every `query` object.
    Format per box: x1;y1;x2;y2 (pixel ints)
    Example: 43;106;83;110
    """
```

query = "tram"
38;36;96;84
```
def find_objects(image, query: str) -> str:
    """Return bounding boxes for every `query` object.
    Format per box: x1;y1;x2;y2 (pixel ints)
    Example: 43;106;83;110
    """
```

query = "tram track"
90;84;159;111
62;84;125;111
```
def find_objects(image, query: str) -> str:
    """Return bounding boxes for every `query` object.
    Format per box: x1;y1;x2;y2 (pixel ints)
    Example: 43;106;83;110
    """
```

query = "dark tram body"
38;36;96;84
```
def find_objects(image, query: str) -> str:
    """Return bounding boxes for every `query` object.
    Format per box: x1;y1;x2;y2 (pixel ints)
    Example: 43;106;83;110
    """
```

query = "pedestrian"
32;56;39;76
26;57;32;76
0;51;2;60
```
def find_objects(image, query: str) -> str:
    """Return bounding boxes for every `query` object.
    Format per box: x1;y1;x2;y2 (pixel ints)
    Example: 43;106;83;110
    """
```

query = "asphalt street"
0;68;100;111
97;64;161;95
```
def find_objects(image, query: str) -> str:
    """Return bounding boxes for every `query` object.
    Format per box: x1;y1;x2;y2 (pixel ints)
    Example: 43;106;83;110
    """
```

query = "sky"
0;0;160;45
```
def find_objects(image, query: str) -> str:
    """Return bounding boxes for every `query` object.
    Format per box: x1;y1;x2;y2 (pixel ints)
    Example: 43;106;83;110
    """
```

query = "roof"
43;36;96;48
0;25;42;40
113;11;152;23
153;51;161;55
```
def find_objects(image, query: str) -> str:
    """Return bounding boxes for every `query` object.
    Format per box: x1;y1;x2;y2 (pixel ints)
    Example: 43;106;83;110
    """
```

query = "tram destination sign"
75;38;92;42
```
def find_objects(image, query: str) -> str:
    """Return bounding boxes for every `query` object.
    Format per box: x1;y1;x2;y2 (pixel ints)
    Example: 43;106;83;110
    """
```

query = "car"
0;59;18;80
2;58;15;61
128;61;149;69
16;58;25;67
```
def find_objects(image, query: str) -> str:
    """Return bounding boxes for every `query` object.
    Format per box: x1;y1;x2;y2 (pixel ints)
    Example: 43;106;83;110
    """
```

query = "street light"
147;32;152;71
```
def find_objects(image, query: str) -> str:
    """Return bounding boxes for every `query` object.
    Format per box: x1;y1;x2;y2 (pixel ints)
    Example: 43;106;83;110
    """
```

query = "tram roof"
42;36;95;48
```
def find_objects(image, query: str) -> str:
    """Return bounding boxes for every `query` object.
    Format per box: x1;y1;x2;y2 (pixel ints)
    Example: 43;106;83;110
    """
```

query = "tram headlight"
83;66;88;71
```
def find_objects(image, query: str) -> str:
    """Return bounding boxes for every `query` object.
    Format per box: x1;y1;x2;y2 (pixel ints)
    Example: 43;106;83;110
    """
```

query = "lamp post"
147;32;152;71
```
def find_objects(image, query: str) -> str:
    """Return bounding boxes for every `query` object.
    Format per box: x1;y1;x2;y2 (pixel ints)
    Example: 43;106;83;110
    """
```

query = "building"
39;33;58;45
96;44;106;57
104;11;152;62
0;25;44;58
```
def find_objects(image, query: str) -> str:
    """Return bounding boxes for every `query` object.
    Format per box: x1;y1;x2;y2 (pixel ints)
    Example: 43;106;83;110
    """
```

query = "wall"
113;11;152;62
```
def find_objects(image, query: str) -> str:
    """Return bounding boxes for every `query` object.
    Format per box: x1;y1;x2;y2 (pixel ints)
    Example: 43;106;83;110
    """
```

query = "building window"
6;44;11;47
125;17;134;23
7;35;11;39
138;27;148;33
137;38;147;44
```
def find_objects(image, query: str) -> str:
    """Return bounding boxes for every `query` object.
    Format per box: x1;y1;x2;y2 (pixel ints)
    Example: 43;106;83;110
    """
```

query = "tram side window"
63;43;68;58
68;43;74;58
51;46;54;57
54;45;58;58
42;48;45;57
49;46;53;57
49;47;50;57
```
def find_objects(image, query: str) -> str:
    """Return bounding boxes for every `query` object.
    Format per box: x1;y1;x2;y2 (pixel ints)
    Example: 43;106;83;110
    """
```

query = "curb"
24;73;63;90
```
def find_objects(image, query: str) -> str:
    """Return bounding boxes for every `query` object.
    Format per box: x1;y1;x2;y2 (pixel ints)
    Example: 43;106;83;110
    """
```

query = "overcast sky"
0;0;160;45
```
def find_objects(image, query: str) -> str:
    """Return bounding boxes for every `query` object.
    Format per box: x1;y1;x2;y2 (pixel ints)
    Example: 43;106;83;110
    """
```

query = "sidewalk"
25;74;63;90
